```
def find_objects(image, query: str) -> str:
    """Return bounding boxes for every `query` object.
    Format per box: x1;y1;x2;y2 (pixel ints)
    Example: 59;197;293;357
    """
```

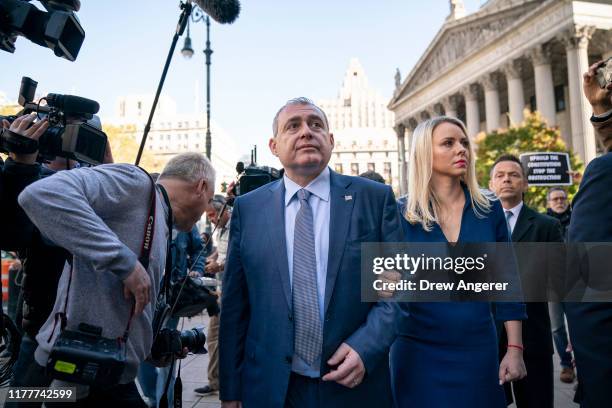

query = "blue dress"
391;187;527;408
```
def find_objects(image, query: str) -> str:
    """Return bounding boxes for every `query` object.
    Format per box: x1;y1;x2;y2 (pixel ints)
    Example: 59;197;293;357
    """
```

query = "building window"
335;163;343;173
178;122;182;128
368;163;375;171
350;163;359;176
555;85;566;112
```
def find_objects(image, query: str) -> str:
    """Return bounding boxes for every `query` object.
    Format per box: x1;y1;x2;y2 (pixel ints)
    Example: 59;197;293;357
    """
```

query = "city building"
390;0;612;195
106;94;241;193
318;58;398;190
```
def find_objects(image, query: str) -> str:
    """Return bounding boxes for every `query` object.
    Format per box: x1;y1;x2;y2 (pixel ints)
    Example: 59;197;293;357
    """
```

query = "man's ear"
329;132;335;148
488;178;494;191
269;137;278;156
196;179;207;195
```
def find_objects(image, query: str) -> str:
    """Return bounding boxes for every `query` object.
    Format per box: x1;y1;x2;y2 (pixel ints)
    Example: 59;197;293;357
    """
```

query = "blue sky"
0;0;484;166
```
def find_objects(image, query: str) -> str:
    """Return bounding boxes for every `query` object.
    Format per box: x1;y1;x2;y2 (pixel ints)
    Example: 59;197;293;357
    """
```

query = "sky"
0;0;484;167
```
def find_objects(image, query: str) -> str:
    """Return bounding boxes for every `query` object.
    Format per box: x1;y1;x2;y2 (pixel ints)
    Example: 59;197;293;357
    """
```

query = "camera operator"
0;114;49;252
13;152;215;406
194;194;230;396
563;60;612;408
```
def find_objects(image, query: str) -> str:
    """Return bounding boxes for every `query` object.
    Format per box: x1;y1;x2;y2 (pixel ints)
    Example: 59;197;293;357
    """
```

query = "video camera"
0;0;85;61
0;76;108;165
229;146;282;201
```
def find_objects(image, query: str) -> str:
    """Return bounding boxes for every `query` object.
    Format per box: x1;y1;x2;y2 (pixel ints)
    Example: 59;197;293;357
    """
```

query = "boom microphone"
191;0;240;24
46;94;100;115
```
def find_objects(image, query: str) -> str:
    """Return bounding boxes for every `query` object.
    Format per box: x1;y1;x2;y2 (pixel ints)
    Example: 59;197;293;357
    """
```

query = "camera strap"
47;168;162;344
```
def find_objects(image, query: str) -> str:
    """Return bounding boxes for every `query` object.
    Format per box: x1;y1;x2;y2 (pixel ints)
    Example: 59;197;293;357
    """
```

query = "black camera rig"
0;0;85;61
0;76;108;165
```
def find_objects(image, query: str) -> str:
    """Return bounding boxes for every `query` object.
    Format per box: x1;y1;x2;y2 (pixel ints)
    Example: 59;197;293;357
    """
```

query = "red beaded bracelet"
507;344;524;351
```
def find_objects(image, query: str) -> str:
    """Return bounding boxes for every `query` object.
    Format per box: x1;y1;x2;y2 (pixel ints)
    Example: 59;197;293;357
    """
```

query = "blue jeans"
137;316;180;407
548;302;572;368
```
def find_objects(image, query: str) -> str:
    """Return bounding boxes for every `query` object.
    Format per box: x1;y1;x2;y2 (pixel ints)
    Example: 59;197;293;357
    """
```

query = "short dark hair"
490;154;526;178
272;97;329;137
547;187;567;201
359;170;386;184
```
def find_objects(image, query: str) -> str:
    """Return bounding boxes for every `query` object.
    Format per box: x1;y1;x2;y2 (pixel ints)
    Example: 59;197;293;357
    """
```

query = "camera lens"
179;327;207;354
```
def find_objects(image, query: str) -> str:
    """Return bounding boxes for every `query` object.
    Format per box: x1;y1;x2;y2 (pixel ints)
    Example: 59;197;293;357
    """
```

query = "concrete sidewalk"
178;314;578;408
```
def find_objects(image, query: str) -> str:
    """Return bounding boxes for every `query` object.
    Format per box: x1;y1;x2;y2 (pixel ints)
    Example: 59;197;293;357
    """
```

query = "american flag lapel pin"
344;195;352;201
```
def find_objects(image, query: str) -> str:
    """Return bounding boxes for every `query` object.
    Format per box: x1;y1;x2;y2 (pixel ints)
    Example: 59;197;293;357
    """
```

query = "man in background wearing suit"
489;154;563;408
219;97;402;408
564;61;612;408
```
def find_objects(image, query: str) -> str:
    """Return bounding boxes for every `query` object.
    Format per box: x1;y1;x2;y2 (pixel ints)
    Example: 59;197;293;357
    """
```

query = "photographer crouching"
12;152;215;406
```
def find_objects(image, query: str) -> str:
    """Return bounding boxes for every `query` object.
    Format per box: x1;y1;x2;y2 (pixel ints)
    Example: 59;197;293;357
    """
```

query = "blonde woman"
391;116;527;407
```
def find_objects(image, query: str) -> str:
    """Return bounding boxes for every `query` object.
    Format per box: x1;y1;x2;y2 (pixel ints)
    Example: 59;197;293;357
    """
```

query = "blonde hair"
404;116;491;231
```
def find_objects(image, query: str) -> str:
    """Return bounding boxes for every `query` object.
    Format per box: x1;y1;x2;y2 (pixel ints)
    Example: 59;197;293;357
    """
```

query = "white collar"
505;201;524;217
283;167;331;206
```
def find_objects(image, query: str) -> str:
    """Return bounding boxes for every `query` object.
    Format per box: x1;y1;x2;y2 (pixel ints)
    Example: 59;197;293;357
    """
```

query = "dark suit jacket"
565;149;612;408
507;204;563;357
219;170;402;408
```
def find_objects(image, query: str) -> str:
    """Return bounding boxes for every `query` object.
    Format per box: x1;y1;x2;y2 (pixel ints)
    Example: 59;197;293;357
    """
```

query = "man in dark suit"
489;154;563;408
219;97;402;408
564;61;612;408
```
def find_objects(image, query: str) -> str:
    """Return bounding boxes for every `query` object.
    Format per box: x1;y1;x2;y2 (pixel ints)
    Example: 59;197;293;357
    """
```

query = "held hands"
498;347;527;385
2;113;49;165
321;343;365;388
122;261;151;315
583;61;612;115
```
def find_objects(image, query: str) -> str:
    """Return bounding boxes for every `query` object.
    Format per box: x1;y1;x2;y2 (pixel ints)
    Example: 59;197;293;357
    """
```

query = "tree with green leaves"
475;112;583;212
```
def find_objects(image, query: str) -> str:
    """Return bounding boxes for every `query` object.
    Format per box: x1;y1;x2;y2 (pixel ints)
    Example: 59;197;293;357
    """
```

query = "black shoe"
194;385;218;395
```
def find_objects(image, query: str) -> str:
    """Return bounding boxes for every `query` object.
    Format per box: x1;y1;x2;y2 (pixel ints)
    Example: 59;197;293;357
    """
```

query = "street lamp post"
181;7;213;160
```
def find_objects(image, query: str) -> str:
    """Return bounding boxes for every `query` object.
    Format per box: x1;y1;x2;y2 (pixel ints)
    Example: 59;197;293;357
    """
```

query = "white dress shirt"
504;201;523;235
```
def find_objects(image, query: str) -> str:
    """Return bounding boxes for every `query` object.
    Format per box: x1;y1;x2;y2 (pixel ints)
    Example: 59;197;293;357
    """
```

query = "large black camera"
0;76;108;165
46;323;126;387
230;147;282;199
0;0;85;61
150;326;207;361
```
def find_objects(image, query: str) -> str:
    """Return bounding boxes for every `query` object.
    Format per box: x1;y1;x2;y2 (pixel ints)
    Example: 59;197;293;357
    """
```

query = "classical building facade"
106;94;240;192
389;0;612;195
319;58;399;190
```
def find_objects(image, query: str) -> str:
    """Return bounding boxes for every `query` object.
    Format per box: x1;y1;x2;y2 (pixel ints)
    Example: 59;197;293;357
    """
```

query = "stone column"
482;73;501;132
442;95;460;119
503;60;525;126
562;25;597;163
464;84;480;139
530;44;557;126
394;123;407;195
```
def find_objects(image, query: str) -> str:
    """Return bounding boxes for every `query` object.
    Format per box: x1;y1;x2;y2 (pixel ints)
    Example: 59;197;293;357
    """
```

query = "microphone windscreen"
192;0;240;24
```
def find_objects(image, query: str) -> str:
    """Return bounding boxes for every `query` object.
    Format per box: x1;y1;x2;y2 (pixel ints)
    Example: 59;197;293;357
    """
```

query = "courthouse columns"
442;95;460;119
394;123;407;196
482;73;501;132
503;60;526;126
562;25;597;163
530;44;557;126
464;84;481;139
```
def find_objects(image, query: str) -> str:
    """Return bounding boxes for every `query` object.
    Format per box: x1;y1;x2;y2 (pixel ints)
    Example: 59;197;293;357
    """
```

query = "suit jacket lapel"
324;171;355;315
265;180;292;311
512;205;534;242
